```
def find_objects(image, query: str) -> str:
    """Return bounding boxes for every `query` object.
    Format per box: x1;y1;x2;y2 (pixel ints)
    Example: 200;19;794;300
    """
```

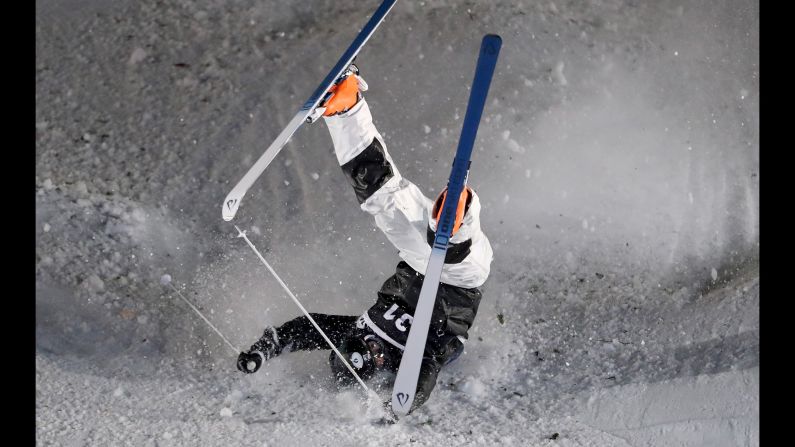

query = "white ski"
222;0;399;221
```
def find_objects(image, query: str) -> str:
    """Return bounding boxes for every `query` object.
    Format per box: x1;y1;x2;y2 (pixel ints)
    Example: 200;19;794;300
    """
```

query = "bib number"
383;304;414;332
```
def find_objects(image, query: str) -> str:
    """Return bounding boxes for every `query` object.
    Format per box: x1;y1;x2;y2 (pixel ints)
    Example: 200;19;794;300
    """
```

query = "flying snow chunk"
43;223;51;233
128;47;147;65
507;139;525;154
311;172;320;180
711;268;718;281
74;181;88;196
86;274;105;292
225;389;244;404
423;124;431;134
554;61;568;86
160;274;172;286
460;376;487;398
113;386;125;397
220;407;233;417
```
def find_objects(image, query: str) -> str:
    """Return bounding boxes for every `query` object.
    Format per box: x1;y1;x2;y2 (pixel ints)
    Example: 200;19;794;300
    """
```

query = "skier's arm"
324;98;432;262
322;74;493;289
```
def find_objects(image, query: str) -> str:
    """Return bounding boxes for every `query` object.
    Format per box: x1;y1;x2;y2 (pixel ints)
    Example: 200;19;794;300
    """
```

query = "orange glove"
322;75;361;116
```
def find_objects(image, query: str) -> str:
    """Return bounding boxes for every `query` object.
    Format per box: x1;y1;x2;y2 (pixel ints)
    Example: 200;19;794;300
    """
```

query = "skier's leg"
389;336;462;412
410;357;443;413
424;333;465;366
277;313;359;351
440;336;465;366
238;314;357;374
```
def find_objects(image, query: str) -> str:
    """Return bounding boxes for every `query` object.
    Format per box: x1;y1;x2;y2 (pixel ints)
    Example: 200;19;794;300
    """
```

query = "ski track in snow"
36;0;758;445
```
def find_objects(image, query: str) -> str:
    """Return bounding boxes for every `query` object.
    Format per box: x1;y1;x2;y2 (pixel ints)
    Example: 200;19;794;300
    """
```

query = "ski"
222;0;399;221
391;34;502;416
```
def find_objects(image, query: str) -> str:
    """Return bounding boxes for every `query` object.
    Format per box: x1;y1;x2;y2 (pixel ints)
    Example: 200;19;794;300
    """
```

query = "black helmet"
329;332;392;385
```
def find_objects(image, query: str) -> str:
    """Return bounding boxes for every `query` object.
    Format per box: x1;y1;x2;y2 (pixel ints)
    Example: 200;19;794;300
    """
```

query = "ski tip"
222;196;241;221
391;392;413;417
482;34;502;54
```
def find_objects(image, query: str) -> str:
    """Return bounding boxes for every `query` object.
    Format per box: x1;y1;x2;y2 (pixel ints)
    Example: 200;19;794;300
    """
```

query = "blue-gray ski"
391;34;502;416
222;0;399;221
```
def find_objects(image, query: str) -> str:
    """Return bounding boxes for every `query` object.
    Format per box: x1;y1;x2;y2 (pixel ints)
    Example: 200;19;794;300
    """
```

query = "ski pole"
165;280;241;355
234;226;374;397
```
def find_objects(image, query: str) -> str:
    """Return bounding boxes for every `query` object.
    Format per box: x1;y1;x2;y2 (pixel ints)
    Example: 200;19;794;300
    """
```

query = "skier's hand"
237;351;264;374
322;75;361;116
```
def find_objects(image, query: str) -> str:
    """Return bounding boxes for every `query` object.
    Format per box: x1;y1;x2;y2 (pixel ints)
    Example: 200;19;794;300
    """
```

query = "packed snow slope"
36;0;758;445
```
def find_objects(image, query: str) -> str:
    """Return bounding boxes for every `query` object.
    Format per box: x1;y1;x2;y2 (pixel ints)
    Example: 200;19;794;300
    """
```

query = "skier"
236;67;493;416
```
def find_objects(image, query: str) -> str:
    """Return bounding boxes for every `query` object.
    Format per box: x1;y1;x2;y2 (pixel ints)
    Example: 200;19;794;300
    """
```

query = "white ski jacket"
323;99;493;289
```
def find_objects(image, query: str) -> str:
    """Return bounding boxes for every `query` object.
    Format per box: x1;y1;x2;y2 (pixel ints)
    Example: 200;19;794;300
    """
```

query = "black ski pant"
275;313;358;351
267;313;463;413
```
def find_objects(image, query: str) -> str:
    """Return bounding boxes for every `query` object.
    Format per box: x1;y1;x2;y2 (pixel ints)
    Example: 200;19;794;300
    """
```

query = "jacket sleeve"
323;100;433;268
323;99;493;289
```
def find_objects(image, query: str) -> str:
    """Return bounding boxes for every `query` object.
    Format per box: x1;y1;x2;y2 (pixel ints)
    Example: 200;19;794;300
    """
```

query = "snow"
36;0;757;445
458;376;487;398
581;367;758;446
